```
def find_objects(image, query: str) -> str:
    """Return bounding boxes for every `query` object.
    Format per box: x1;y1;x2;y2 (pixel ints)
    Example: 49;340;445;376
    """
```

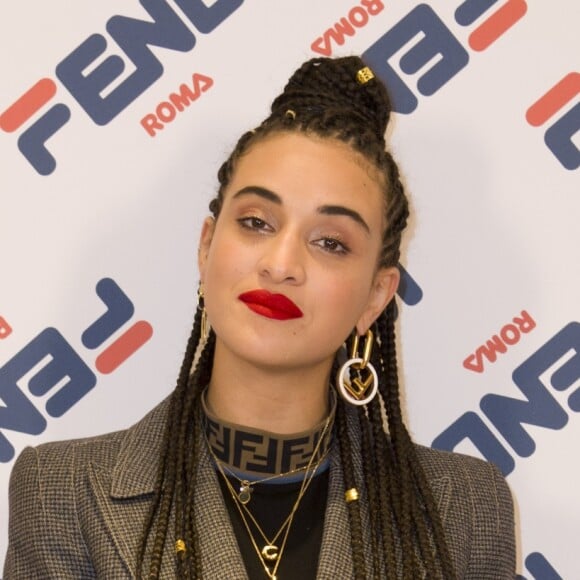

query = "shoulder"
414;444;513;513
9;395;171;497
415;443;507;487
7;429;125;519
413;443;514;526
4;398;172;579
4;428;125;578
12;429;123;481
414;445;516;578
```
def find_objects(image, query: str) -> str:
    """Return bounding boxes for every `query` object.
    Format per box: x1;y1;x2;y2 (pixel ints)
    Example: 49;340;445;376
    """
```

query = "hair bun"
270;56;392;142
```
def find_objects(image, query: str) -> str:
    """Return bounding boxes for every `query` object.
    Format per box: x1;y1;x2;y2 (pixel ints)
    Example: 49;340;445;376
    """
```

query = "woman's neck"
201;391;335;477
205;342;333;434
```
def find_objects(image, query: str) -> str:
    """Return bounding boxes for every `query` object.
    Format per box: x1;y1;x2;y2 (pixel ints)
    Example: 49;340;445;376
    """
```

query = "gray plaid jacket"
3;398;515;579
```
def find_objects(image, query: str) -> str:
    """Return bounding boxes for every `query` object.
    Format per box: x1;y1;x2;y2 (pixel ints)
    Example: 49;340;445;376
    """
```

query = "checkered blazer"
3;398;515;579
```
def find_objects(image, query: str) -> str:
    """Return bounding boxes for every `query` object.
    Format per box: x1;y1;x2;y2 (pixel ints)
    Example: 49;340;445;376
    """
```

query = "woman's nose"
257;231;306;284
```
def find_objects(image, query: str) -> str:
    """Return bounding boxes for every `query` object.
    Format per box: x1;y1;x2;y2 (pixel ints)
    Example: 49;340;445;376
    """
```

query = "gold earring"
198;285;210;341
335;330;378;406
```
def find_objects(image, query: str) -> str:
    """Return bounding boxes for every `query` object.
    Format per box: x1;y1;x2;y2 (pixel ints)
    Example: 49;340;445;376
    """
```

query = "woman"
4;56;515;579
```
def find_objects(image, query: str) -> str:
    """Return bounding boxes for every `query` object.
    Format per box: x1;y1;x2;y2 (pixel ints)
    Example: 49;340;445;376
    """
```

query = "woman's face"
198;132;399;373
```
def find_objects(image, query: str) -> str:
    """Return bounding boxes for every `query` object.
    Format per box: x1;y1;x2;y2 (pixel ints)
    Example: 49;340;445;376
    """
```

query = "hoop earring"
198;285;210;342
336;330;378;406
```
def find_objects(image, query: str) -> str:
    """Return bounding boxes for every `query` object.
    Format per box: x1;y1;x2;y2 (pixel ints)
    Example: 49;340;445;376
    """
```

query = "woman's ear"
355;266;400;335
197;216;216;281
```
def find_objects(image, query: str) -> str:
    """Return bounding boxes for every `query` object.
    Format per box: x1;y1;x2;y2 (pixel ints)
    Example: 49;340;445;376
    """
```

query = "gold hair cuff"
175;539;186;554
345;488;360;503
285;109;296;120
356;67;375;84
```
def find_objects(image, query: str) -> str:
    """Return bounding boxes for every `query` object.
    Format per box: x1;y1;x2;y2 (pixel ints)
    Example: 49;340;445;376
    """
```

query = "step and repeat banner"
1;1;578;576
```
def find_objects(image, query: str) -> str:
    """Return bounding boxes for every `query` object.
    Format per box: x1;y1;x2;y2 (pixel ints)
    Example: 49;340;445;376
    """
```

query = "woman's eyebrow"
318;205;370;234
232;186;281;204
232;185;370;234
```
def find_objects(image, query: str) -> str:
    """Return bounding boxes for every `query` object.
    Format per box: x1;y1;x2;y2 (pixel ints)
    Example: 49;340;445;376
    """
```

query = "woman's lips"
238;290;303;320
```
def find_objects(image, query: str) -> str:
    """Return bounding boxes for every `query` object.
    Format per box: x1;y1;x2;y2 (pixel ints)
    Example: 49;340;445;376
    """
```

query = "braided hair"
138;56;455;579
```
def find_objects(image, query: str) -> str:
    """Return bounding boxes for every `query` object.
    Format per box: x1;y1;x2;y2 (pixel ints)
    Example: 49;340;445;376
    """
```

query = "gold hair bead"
285;109;296;120
345;488;360;503
356;66;375;84
175;539;186;554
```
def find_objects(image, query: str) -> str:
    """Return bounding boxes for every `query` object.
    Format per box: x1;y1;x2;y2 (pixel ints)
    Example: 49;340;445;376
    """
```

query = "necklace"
209;413;333;580
202;388;336;505
214;447;330;505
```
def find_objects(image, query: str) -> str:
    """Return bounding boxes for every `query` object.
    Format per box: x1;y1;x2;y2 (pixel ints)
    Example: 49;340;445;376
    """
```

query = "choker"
201;390;336;480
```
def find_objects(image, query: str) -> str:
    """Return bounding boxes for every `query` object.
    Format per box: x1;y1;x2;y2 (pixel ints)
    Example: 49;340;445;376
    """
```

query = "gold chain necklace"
216;450;323;570
214;446;330;505
209;414;332;580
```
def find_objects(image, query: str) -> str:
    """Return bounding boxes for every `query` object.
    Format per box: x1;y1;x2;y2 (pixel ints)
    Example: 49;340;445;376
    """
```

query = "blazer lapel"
87;398;247;579
88;461;153;578
194;443;249;579
86;399;170;578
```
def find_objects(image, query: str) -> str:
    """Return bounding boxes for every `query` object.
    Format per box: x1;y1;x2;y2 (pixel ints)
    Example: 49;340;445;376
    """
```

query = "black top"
217;470;330;580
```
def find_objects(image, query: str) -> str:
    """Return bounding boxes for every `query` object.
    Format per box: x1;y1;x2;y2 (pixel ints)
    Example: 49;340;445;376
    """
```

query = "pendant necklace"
214;447;330;505
209;412;332;579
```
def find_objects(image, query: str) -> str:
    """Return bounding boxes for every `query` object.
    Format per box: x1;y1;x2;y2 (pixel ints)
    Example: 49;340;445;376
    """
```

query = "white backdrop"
1;1;578;577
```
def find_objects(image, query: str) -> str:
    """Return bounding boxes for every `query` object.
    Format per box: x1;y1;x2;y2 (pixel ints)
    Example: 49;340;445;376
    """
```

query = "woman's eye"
314;237;350;255
238;216;271;231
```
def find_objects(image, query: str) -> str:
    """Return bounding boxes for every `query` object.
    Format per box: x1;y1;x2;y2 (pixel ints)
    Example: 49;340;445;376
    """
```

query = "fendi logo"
0;0;245;175
0;278;153;463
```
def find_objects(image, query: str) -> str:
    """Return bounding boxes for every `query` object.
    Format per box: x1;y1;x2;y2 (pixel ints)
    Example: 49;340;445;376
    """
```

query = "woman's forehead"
224;132;386;210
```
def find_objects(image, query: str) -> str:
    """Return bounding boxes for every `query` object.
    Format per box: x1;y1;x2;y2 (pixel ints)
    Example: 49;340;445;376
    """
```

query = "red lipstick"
238;290;303;320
